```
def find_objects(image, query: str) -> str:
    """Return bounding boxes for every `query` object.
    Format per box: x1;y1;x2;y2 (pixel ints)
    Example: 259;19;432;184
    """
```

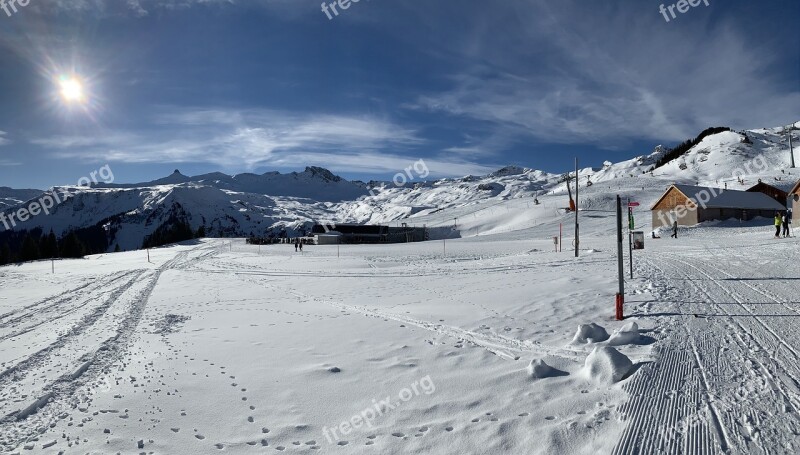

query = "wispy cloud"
30;107;496;176
404;0;800;148
0;131;9;146
32;0;294;17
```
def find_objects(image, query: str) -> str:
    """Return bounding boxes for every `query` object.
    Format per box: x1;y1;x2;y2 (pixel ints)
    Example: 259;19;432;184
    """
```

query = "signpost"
627;200;640;279
632;232;645;250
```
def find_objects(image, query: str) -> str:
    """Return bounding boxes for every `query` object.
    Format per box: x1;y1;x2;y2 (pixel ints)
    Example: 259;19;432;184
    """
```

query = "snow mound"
570;323;609;344
526;359;558;379
582;346;633;384
608;321;640;346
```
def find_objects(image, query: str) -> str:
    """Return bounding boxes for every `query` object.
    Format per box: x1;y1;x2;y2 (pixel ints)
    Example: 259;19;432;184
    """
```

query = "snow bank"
608;321;640;346
582;346;633;384
570;323;609;344
526;359;558;379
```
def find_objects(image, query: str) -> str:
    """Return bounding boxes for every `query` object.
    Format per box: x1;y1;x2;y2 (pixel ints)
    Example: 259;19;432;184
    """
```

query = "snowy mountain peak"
301;166;342;182
491;165;528;177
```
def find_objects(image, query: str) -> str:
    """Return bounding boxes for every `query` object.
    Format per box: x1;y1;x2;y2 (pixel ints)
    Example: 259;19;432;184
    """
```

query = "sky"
0;0;798;189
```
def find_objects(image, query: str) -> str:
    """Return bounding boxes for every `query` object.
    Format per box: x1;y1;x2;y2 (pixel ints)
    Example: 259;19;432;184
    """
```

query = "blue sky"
0;0;798;189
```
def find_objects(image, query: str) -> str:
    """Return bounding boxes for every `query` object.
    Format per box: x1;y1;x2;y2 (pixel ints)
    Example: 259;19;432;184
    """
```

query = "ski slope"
3;195;800;453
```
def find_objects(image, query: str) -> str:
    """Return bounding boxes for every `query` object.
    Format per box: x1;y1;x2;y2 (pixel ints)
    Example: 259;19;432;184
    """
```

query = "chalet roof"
746;180;794;193
653;184;786;211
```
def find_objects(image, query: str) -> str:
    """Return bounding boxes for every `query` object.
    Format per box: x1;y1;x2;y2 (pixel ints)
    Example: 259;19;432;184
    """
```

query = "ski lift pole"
616;195;625;320
574;157;579;258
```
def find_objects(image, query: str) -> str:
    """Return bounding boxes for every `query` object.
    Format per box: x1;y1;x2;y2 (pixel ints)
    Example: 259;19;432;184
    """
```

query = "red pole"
616;293;624;320
559;223;562;252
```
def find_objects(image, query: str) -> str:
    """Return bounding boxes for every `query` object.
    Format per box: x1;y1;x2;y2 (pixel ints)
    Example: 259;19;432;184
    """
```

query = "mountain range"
1;122;797;252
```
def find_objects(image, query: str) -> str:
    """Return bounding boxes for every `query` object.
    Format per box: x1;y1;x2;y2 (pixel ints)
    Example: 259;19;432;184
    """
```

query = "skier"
774;212;782;238
783;210;791;238
299;241;303;252
294;240;298;252
670;220;678;239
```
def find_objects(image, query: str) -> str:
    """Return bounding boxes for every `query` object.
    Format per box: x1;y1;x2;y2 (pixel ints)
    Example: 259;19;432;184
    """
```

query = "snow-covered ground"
3;191;799;454
2;124;799;453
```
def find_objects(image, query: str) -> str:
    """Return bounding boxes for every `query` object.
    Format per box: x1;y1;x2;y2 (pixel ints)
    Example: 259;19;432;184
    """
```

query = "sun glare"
59;76;85;103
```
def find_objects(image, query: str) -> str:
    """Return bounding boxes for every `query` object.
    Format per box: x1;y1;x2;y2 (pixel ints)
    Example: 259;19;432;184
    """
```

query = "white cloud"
34;0;295;17
0;131;9;146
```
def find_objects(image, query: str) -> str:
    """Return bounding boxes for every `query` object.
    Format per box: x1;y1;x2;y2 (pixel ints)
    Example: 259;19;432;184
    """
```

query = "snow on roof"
673;184;786;210
746;179;796;193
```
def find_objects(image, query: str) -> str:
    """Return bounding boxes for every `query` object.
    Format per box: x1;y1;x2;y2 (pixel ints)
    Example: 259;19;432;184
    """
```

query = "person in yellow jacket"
775;212;782;238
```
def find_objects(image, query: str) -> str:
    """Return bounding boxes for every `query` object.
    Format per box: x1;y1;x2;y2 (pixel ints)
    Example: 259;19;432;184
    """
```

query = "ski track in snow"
614;247;800;455
0;247;212;452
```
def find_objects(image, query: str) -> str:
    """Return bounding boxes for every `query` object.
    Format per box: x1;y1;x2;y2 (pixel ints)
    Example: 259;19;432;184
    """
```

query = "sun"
59;76;85;103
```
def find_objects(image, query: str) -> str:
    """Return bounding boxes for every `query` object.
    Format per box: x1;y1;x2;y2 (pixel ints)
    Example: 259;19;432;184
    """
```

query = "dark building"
311;223;428;244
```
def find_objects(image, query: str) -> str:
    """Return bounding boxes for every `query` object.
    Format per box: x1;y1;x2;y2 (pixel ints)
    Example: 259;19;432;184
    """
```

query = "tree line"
654;126;732;169
0;226;110;266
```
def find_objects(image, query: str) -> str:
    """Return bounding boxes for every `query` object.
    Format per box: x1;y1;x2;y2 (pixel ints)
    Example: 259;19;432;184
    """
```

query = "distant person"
299;242;303;252
774;212;782;238
652;231;661;239
294;240;298;252
670;220;678;239
783;211;791;238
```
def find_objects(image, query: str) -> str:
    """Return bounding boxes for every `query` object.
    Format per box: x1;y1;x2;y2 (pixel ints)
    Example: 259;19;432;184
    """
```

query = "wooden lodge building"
746;179;793;207
651;184;786;228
